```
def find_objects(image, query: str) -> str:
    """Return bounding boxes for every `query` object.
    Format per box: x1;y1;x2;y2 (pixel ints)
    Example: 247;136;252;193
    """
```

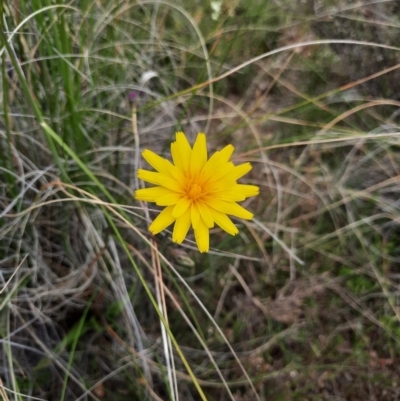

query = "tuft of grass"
1;0;400;400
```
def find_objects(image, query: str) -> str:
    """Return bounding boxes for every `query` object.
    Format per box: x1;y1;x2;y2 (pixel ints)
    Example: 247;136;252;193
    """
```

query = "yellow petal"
224;162;252;181
172;208;191;244
172;196;191;218
168;165;186;182
200;147;231;183
219;144;234;163
214;184;259;202
135;186;174;202
209;208;238;235
190;133;207;175
142;149;185;180
156;193;183;206
142;149;169;173
149;206;175;234
197;201;214;228
214;193;245;202
205;198;254;219
171;132;192;173
137;169;163;185
201;149;221;173
212;163;235;184
206;179;236;193
194;218;209;253
191;202;201;229
160;176;185;192
203;162;235;185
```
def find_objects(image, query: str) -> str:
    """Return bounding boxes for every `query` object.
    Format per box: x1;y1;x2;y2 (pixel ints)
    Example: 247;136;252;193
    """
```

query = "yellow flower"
135;132;259;252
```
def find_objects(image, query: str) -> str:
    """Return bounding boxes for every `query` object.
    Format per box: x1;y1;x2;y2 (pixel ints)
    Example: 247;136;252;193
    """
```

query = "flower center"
187;183;202;200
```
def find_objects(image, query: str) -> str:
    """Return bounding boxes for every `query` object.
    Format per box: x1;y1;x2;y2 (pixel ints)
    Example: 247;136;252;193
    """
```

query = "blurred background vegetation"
1;0;400;400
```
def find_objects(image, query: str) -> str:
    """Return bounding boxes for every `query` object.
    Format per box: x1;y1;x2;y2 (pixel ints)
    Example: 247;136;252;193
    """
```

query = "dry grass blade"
0;255;27;296
3;1;400;399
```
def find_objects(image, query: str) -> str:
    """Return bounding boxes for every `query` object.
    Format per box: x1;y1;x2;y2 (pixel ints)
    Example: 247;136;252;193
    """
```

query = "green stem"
60;293;96;401
0;24;68;181
0;2;17;194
